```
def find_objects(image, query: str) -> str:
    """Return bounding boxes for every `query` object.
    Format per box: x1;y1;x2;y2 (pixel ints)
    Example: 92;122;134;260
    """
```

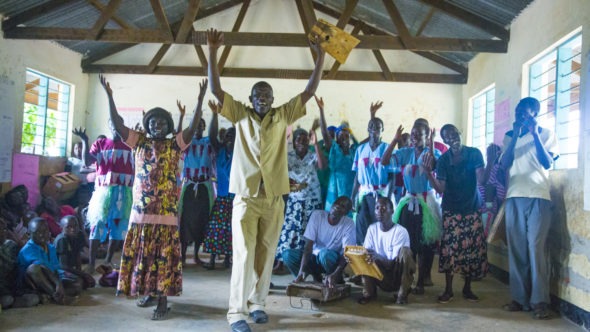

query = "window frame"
468;84;495;158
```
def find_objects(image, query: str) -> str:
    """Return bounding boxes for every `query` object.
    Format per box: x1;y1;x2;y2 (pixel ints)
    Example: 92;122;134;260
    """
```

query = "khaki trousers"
227;193;284;324
362;247;415;298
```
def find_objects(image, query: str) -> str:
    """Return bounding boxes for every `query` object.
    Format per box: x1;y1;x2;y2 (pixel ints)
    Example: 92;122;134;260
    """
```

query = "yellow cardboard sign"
309;19;360;64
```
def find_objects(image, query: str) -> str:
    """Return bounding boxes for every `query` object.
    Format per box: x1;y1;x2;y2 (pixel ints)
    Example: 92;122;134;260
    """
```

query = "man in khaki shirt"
207;29;325;332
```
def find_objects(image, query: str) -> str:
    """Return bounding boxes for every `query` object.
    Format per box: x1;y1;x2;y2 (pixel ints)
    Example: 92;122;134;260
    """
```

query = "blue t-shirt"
18;239;63;283
183;136;214;181
216;147;233;197
436;146;484;214
352;142;393;195
391;147;441;194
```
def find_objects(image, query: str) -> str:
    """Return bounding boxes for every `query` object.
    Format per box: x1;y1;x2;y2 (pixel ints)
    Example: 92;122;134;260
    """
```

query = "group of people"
0;26;558;331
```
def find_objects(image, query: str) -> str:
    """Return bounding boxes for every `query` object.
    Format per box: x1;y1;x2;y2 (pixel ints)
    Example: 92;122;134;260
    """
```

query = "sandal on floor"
357;296;373;305
137;296;157;308
502;301;524;312
151;307;171;321
462;290;479;302
532;305;551;320
437;292;454;304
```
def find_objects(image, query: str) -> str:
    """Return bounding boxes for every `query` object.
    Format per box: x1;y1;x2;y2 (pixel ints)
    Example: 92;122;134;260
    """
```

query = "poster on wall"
12;153;41;206
494;98;511;145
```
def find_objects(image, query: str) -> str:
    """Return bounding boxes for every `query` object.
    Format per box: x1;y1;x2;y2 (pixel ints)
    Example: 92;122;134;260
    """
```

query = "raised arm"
381;125;404;166
99;75;129;141
369;101;383;120
208;100;220;152
422;152;445;193
310;127;326;170
176;100;186;134
315;95;333;151
72;127;95;166
300;36;326;104
207;29;225;104
182;79;208;144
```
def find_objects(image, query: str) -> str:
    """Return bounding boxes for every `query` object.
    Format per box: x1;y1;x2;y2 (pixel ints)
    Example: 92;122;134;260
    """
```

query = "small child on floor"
18;217;81;305
54;216;95;289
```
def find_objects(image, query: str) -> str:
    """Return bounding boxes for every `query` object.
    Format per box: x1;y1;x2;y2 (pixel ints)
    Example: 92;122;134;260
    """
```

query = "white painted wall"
0;31;88;155
464;0;590;312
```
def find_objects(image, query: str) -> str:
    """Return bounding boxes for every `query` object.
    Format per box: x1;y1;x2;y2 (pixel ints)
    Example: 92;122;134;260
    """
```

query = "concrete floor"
0;253;583;332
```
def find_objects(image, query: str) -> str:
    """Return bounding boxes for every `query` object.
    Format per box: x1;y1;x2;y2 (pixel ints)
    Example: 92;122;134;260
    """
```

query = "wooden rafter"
87;0;134;29
295;0;318;62
335;0;358;29
312;0;467;74
150;0;173;42
419;0;509;40
218;0;251;71
382;0;415;49
1;0;76;31
327;23;362;79
193;45;208;74
416;7;435;37
6;28;506;53
372;48;393;81
147;44;172;73
175;0;201;43
87;0;123;40
84;0;244;67
83;64;466;84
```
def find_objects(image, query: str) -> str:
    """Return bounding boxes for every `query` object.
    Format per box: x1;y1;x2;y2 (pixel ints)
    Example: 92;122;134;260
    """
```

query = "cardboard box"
42;172;80;201
39;156;67;176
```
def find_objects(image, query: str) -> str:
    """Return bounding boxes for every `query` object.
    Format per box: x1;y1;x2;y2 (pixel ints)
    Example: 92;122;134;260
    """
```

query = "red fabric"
41;205;76;238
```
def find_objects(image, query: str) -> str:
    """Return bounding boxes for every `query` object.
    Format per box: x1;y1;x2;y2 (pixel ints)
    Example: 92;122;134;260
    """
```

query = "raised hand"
208;100;220;114
486;143;501;164
98;74;112;96
207;28;224;49
311;118;320;132
421;152;435;172
177;100;186;117
308;34;325;58
72;127;88;141
314;95;324;109
370;101;383;118
427;128;436;151
309;129;318;145
133;122;144;133
393;125;404;143
198;78;208;101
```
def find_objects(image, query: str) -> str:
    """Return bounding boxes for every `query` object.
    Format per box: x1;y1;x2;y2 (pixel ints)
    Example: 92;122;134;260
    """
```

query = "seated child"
54;216;95;289
0;218;39;309
36;196;76;239
18;217;81;305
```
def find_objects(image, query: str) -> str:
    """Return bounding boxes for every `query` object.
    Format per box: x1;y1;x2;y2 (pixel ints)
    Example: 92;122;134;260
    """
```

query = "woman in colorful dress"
315;96;356;211
275;128;325;264
423;124;488;303
203;101;236;270
99;74;208;320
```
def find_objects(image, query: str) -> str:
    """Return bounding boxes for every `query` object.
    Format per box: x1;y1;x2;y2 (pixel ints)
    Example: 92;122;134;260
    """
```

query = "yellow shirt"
220;92;306;197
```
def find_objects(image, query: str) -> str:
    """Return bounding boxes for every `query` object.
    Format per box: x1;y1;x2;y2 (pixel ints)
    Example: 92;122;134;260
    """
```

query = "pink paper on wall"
494;99;512;146
11;153;41;207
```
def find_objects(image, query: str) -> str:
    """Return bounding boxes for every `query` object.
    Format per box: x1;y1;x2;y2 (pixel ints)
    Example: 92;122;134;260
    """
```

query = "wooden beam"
5;28;507;52
84;0;244;66
147;44;172;73
412;51;467;75
372;49;393;81
419;0;509;40
218;0;251;71
81;43;136;67
175;0;201;43
327;23;362;79
150;0;173;41
83;64;467;83
87;0;134;29
1;0;76;31
313;0;468;74
87;0;123;40
335;0;359;29
416;7;435;37
295;0;319;62
193;45;208;72
382;0;415;49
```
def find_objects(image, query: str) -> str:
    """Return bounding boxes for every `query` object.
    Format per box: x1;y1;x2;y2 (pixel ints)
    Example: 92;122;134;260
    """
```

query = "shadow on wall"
548;182;571;292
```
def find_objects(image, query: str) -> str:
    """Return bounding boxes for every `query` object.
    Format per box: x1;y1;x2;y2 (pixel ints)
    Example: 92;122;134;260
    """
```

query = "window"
469;86;495;157
21;70;71;157
528;32;581;169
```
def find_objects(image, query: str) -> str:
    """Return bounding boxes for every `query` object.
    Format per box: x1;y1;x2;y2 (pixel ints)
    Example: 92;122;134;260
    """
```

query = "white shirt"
303;210;356;255
503;128;559;201
363;223;410;261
